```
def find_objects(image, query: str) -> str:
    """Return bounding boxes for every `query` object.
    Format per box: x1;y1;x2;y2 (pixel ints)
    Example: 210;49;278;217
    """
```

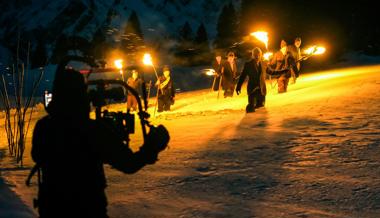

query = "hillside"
1;65;380;217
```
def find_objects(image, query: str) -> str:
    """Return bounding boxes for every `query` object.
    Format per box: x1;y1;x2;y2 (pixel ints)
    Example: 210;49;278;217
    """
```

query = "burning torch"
114;59;124;81
298;46;326;62
251;31;273;61
142;53;161;116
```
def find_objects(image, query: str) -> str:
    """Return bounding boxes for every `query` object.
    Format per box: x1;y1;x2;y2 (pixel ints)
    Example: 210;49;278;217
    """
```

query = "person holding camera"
30;67;169;218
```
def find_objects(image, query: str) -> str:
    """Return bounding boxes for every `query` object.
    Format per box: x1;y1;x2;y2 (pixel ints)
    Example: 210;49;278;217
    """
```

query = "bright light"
203;69;216;76
304;46;326;56
143;53;153;66
114;59;123;69
251;31;269;49
263;52;273;61
315;47;326;55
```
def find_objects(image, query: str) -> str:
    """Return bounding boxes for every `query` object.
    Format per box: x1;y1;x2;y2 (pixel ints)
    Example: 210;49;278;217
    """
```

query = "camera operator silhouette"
30;63;169;218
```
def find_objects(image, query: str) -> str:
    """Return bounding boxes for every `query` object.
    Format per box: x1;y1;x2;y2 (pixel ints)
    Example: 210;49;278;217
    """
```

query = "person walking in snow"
127;69;143;111
30;66;169;218
267;40;298;93
287;37;302;83
222;51;238;98
236;47;267;113
156;66;175;112
211;51;224;91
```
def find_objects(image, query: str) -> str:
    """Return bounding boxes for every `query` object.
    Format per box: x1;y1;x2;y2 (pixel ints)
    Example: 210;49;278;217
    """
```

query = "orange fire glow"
251;31;269;49
143;53;153;66
114;59;123;70
263;52;273;61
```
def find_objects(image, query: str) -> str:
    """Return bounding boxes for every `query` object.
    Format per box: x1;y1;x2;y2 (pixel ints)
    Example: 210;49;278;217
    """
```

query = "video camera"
51;55;169;150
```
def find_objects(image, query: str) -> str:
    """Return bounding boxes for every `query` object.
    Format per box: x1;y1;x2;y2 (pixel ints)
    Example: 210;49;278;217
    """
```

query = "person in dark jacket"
222;51;238;98
211;53;224;91
31;67;169;218
156;66;175;112
236;47;267;113
127;69;143;111
287;37;302;83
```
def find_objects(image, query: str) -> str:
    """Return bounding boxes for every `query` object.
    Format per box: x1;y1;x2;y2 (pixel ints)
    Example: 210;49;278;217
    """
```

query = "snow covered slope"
1;64;380;217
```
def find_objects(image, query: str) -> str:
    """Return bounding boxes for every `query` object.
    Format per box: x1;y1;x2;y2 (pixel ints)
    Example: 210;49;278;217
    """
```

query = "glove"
140;125;170;164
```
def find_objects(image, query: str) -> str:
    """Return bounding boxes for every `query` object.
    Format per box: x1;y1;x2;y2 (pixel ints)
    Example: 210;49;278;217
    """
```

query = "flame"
143;53;153;66
263;52;273;61
315;47;326;55
114;59;123;69
251;31;269;49
304;46;326;56
204;69;216;76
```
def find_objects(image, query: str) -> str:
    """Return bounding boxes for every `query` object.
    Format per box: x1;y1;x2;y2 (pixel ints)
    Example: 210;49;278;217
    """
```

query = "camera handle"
87;79;149;142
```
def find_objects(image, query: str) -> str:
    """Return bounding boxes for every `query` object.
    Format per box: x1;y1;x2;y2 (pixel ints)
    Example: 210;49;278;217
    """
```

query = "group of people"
212;37;304;113
126;66;175;113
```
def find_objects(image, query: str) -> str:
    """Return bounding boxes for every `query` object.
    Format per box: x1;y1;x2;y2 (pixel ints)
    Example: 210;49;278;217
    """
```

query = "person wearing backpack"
30;66;169;218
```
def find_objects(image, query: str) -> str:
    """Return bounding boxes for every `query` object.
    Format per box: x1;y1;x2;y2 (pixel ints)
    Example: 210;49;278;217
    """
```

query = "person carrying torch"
126;69;143;111
211;51;224;91
156;66;175;113
266;39;298;93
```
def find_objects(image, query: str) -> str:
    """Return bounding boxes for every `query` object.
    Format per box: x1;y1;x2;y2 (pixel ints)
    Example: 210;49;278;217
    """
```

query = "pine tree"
31;39;47;69
121;10;145;64
91;27;107;60
194;23;211;64
214;2;238;49
179;21;193;42
124;10;143;38
174;21;195;66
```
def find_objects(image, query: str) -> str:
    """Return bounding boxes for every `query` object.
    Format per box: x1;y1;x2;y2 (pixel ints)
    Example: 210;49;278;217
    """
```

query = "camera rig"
55;55;155;147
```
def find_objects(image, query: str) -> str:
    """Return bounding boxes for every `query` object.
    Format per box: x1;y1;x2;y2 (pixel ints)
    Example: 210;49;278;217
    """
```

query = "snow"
1;64;380;217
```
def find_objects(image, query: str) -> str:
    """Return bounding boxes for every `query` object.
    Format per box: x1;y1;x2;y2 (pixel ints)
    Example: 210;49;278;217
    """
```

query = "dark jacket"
237;59;267;96
158;76;175;98
222;61;238;88
212;60;223;76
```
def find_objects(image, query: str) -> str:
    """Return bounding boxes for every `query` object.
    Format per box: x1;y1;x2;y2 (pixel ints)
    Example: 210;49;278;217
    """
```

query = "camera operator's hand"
140;125;170;164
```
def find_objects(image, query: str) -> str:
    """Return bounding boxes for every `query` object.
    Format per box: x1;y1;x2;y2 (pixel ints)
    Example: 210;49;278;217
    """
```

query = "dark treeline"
1;1;378;69
239;0;379;58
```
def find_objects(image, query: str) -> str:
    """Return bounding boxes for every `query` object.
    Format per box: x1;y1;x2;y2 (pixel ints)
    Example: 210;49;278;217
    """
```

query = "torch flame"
304;46;326;55
114;59;123;69
315;47;326;55
251;31;269;49
143;53;153;66
204;69;216;76
263;52;273;61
